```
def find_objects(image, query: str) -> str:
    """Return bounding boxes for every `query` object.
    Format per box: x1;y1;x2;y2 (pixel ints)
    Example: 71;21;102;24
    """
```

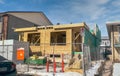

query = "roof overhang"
53;22;89;30
106;21;120;38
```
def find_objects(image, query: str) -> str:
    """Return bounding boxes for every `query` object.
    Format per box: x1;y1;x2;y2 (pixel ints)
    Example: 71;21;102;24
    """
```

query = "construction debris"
65;54;83;74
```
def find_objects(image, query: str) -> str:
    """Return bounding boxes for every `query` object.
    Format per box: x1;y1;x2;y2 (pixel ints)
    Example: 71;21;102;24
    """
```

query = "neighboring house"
14;22;101;62
101;36;110;47
100;36;111;59
106;21;120;62
0;11;52;40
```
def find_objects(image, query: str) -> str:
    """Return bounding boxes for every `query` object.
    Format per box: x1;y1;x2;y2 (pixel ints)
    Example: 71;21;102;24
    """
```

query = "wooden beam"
74;33;80;41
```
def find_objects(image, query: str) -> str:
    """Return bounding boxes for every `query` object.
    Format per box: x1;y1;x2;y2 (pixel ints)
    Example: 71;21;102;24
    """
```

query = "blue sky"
0;0;120;36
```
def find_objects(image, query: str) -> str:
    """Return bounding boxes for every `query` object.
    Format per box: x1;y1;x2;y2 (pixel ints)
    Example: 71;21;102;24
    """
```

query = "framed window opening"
50;31;66;45
27;33;40;46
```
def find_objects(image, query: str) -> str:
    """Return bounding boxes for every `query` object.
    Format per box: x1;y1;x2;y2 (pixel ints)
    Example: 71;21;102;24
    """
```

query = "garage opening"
50;31;66;45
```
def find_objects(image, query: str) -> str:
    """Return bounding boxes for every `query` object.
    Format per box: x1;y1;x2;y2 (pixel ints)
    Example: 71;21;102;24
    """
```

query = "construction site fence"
30;43;102;60
0;44;29;72
0;43;102;74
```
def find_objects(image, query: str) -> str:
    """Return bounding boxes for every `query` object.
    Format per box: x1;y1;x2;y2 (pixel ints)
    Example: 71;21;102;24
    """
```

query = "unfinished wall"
15;23;88;62
21;28;72;60
72;28;82;52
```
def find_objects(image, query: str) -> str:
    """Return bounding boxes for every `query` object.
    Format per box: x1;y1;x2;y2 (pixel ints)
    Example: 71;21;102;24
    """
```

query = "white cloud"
0;0;4;4
30;0;45;3
70;0;110;20
47;0;110;36
111;0;120;7
48;0;110;24
106;15;120;21
47;0;120;36
90;0;109;5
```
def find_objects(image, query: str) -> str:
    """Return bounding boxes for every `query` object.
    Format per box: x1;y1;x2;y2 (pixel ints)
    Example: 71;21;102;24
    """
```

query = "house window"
28;33;40;46
101;41;104;45
50;31;66;45
106;41;110;46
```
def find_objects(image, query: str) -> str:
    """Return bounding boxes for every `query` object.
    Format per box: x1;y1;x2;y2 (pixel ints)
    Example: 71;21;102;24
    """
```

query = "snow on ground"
17;64;83;76
86;61;102;76
22;61;101;76
17;61;102;76
113;63;120;76
23;72;83;76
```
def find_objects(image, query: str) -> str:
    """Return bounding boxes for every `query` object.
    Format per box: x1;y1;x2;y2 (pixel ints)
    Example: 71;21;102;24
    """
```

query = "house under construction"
14;22;101;62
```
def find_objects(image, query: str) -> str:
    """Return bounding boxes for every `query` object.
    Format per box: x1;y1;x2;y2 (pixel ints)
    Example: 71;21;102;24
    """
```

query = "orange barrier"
53;58;56;73
46;60;49;72
61;54;64;72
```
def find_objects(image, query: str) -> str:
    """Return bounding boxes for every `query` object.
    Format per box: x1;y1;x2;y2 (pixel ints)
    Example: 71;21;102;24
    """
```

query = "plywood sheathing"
14;22;88;62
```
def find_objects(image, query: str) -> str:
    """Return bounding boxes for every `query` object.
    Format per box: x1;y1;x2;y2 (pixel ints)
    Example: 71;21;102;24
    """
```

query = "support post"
61;53;64;72
46;58;49;72
53;57;56;73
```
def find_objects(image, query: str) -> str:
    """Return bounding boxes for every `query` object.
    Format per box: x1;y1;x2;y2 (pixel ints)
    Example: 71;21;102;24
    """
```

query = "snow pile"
86;62;101;76
113;63;120;76
63;72;83;76
24;72;82;76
